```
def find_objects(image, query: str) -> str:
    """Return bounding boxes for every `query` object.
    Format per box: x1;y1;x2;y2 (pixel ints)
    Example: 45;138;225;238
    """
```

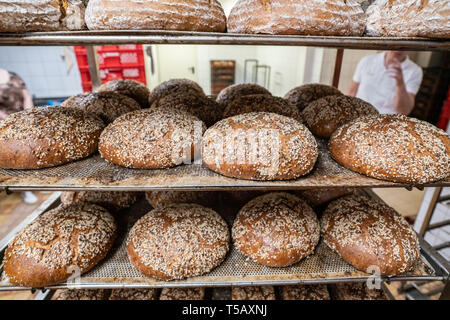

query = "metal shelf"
0;31;448;51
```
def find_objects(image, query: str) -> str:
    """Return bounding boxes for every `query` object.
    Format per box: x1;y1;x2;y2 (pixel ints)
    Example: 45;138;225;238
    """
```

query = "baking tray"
1;140;449;192
0;30;448;51
0;190;447;291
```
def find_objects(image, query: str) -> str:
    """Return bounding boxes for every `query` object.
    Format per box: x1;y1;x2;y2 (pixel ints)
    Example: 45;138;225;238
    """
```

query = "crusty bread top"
332;282;388;300
97;79;150;109
60;191;139;212
216;83;271;108
280;284;330;300
284;83;343;112
53;289;110;300
231;286;276;300
160;288;205;300
148;79;205;106
109;289;158;300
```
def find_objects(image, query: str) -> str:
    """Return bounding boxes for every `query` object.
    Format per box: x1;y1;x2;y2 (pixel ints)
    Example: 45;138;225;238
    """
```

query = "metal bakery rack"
0;30;449;299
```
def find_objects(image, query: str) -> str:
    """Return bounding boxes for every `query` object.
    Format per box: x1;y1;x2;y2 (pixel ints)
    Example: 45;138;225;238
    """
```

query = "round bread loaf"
329;114;450;184
216;84;271;109
284;83;343;112
202;112;318;181
228;0;366;35
109;289;158;300
53;289;110;300
127;203;230;280
160;288;205;300
0;106;105;169
60;191;139;212
296;188;354;207
85;0;227;32
302;95;379;139
98;79;150;109
61;92;141;124
331;282;388;300
321;194;420;275
232;192;320;267
280;285;330;300
148;79;205;107
223;191;266;208
145;191;218;209
99;108;205;169
4;203;117;287
223;94;303;123
231;286;276;300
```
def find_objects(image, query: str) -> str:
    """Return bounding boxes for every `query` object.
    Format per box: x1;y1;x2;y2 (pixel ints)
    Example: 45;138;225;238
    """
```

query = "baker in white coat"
347;51;423;115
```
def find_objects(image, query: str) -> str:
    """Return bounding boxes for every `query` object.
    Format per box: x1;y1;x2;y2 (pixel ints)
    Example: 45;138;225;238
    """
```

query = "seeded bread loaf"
0;106;105;169
216;84;271;109
97;80;150;109
60;191;139;212
148;79;205;107
109;289;158;300
284;84;343;112
280;284;330;300
330;282;388;300
160;288;205;300
231;286;276;300
53;289;110;300
296;188;354;207
145;191;218;209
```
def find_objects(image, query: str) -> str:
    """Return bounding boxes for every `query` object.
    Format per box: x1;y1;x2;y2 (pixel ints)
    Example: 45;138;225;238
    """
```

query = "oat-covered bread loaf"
366;0;450;38
53;289;110;300
85;0;227;32
99;108;205;169
297;188;354;207
98;80;150;109
60;191;139;212
231;286;276;300
127;203;229;280
329;114;450;184
321;194;420;275
202;112;318;181
331;282;388;300
228;0;366;35
148;79;205;107
216;84;271;109
280;284;330;300
223;94;303;123
160;288;205;300
232;193;320;267
4;203;117;287
61;92;141;124
109;289;158;300
145;191;218;208
0;106;105;169
284;84;343;112
302;95;379;138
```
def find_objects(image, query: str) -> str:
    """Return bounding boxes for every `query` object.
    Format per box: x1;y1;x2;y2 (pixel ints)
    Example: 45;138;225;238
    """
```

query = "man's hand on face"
386;57;405;88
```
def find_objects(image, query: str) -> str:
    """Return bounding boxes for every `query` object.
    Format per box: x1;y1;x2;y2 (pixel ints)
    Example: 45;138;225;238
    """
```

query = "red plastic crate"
97;50;144;68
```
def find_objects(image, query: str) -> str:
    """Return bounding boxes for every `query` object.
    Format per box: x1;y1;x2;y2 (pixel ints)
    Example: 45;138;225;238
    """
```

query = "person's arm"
388;62;416;115
22;89;34;109
346;81;360;97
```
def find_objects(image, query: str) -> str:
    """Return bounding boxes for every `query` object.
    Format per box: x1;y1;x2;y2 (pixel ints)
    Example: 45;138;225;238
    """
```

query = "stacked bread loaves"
160;288;205;300
98;79;150;109
284;84;343;112
216;84;272;110
231;286;276;300
280;284;330;300
60;191;139;212
148;79;205;107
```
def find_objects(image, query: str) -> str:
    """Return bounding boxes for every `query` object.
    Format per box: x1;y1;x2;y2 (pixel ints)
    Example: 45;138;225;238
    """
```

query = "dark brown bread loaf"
284;84;343;112
145;191;218;208
223;191;267;208
223;94;303;123
98;79;150;109
329;114;450;184
302;95;379;138
160;288;205;300
4;203;117;287
109;289;158;300
53;289;110;300
127;203;229;280
99;108;205;169
280;284;330;300
296;188;354;207
331;282;388;300
60;191;139;212
61;92;141;124
231;286;276;300
0;106;105;169
148;79;205;107
321;194;420;275
232;193;320;267
202;112;318;181
216;84;271;109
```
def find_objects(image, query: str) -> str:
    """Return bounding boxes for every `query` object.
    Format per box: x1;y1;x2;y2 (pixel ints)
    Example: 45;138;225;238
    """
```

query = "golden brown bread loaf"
127;203;229;280
216;84;271;109
329;114;450;184
85;0;227;32
61;92;141;124
148;79;205;107
232;193;320;267
321;194;420;275
98;80;150;109
4;203;117;287
330;282;388;300
301;95;379;139
296;188;354;207
99;108;205;169
145;191;218;208
231;286;276;300
0;106;105;169
280;284;330;300
60;191;139;212
284;83;343;112
366;0;450;38
202;112;318;181
160;288;205;300
109;289;158;300
53;289;110;300
228;0;366;35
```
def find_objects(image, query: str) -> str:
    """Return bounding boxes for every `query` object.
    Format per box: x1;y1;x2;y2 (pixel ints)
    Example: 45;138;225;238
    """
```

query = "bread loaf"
296;188;354;207
127;203;229;280
85;0;227;32
231;286;276;300
321;194;420;275
228;0;366;36
60;191;139;212
216;84;271;109
302;95;378;138
148;79;205;107
232;193;320;267
284;84;343;112
53;289;110;300
331;282;388;300
366;0;450;38
280;285;330;300
98;80;150;109
109;289;158;300
4;203;117;287
329;114;450;184
145;191;218;208
160;288;205;300
202;112;318;181
0;106;105;169
99;108;205;169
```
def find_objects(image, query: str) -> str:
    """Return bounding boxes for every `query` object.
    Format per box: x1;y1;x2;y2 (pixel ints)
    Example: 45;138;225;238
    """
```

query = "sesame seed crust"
99;108;206;169
280;284;330;300
216;83;271;109
329;114;450;184
61;191;139;212
160;288;205;300
53;289;110;300
232;192;320;267
109;288;158;300
202;112;318;181
145;191;218;209
148;79;205;107
0;106;105;169
302;95;379;139
126;203;230;281
231;286;276;300
3;203;117;287
331;282;388;300
98;79;150;109
321;194;420;275
284;83;343;112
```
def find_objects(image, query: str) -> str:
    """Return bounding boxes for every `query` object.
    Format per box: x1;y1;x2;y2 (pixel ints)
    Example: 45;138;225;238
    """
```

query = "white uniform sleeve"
352;56;368;83
404;66;423;95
